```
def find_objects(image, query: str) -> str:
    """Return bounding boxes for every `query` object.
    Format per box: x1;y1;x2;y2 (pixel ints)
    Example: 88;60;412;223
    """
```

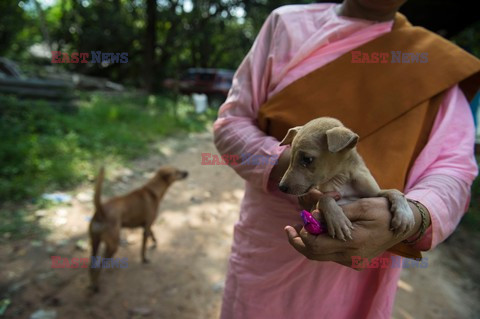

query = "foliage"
0;1;28;56
0;208;47;241
1;0;320;89
451;20;480;58
464;157;480;232
0;93;215;202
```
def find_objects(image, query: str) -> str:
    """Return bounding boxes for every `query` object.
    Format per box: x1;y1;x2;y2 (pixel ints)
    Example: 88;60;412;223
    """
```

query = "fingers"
298;190;342;212
298;189;323;211
292;224;303;233
284;226;307;255
298;196;313;211
297;227;347;253
285;225;353;264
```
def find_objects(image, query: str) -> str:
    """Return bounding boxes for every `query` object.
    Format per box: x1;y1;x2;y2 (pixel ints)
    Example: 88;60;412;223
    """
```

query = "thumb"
285;225;300;239
284;225;307;254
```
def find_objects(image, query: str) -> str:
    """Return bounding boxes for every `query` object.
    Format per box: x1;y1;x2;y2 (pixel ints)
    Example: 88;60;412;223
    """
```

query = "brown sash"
258;13;480;259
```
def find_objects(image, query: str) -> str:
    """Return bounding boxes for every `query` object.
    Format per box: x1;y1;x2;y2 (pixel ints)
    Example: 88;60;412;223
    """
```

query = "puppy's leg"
378;189;414;236
316;196;354;241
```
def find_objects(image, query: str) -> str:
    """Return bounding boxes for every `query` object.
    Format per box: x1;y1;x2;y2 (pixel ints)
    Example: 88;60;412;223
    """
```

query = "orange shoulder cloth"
258;13;480;259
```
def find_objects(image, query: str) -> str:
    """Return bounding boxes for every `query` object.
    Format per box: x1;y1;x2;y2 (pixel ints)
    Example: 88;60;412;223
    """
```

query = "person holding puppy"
213;0;480;318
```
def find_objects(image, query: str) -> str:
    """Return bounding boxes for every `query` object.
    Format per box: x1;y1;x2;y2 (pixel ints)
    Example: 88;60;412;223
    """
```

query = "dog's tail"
94;166;105;218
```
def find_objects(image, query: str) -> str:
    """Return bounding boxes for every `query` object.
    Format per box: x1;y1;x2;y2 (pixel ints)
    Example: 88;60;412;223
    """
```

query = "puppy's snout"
181;171;188;178
278;183;289;193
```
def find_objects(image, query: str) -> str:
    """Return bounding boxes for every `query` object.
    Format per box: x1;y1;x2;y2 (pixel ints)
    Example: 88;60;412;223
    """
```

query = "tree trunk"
144;0;157;93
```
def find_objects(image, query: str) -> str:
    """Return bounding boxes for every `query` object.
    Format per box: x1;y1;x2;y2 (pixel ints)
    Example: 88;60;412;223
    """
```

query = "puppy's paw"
324;208;354;241
390;206;415;237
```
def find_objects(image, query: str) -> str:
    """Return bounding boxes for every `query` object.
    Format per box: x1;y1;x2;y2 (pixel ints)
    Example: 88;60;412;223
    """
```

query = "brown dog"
88;165;188;291
278;117;414;241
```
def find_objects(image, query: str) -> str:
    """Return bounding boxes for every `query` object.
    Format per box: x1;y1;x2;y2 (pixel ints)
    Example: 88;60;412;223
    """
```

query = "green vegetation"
0;209;47;241
0;93;215;202
463;158;480;232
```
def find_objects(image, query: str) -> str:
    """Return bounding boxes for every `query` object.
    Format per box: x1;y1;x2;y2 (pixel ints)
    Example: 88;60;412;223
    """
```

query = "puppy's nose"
278;183;289;193
182;171;189;178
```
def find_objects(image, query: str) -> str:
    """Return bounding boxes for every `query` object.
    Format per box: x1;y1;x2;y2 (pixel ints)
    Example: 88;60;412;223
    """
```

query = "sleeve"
213;10;288;192
404;85;478;251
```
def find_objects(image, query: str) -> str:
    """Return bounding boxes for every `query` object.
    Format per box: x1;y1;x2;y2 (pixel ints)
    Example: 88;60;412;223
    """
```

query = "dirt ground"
1;131;479;319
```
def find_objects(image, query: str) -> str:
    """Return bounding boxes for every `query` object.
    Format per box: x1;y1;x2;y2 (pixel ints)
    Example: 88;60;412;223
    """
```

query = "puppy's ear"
280;126;302;146
326;127;358;153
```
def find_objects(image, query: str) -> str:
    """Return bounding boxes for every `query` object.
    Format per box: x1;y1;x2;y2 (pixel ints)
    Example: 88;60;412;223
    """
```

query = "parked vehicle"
163;68;235;99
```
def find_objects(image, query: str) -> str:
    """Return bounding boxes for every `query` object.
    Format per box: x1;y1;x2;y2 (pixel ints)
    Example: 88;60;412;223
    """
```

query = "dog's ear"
280;126;302;146
326;127;358;152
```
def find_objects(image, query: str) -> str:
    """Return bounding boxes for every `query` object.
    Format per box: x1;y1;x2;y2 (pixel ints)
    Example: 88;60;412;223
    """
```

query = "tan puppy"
88;165;188;291
278;117;414;241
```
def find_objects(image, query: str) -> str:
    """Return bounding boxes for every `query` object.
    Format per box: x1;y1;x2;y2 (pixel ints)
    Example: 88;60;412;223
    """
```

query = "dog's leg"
105;243;118;259
142;228;150;263
149;229;157;249
89;233;101;292
90;234;119;292
316;196;354;241
352;170;414;236
91;233;101;256
378;189;414;236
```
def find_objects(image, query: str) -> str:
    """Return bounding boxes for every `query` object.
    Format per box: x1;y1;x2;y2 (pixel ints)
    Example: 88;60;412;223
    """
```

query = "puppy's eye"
300;155;314;167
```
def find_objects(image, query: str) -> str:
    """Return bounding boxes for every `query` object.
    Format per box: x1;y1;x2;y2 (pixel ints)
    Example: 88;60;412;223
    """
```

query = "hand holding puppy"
285;197;424;269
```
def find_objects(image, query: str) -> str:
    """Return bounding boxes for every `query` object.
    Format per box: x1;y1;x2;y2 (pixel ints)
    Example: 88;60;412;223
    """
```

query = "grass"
0;209;48;241
0;91;216;203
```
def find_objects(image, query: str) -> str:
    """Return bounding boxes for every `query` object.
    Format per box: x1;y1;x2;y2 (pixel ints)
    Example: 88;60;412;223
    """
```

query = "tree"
0;1;27;56
144;0;157;92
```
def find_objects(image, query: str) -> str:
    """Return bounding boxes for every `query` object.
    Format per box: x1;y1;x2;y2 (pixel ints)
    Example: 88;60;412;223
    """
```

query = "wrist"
403;199;431;243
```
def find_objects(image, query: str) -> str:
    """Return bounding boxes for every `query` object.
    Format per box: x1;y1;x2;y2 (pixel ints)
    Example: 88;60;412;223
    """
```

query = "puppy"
88;165;188;291
278;117;414;241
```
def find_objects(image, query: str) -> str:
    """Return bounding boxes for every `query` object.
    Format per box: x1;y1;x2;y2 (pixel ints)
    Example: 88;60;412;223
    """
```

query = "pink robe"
213;4;478;318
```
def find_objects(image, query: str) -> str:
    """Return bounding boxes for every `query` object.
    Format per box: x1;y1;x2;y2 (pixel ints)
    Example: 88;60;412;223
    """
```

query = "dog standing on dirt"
88;165;188;291
278;117;414;241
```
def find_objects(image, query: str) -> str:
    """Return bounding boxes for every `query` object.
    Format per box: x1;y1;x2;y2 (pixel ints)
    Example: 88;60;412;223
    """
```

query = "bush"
0;92;215;202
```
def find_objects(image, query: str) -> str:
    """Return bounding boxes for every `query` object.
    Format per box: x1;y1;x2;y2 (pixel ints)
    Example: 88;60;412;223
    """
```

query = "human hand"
285;197;422;268
298;188;341;212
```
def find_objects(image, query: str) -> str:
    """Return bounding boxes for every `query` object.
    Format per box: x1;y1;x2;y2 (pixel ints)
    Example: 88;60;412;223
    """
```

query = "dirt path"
1;131;479;319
